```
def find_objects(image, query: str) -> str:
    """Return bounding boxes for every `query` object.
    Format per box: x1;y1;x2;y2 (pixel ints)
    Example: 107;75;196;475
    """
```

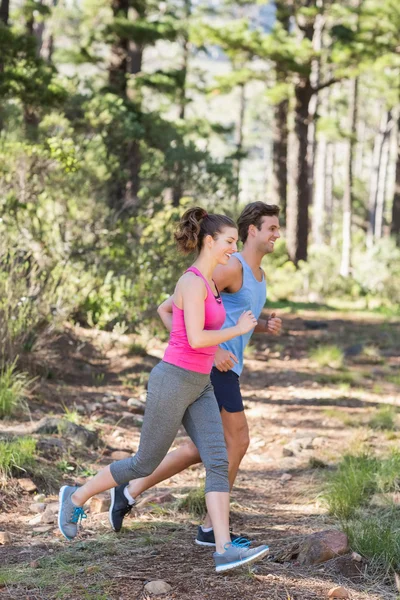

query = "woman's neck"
192;255;217;282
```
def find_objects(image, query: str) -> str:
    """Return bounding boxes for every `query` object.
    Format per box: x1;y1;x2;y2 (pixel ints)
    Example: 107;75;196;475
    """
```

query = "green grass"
127;341;147;356
344;510;400;572
325;453;377;520
177;486;206;517
323;408;360;427
368;405;398;431
310;345;344;369
0;437;36;478
387;374;400;387
316;370;361;386
325;449;400;575
0;360;33;418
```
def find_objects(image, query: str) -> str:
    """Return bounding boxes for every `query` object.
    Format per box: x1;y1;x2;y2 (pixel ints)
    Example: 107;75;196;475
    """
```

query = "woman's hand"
236;310;258;335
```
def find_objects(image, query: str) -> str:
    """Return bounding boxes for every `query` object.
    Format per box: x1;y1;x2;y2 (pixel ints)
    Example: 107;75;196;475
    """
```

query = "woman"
58;207;269;572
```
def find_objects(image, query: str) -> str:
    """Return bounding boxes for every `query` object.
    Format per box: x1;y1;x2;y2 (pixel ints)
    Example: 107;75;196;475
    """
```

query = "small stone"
40;509;57;524
136;492;176;508
85;565;99;574
328;585;350;598
32;525;53;534
351;552;362;562
90;494;110;514
144;580;172;595
110;450;132;460
280;473;292;483
44;502;59;515
18;478;37;493
30;560;40;569
28;514;43;525
0;532;12;545
29;503;46;514
282;446;294;457
34;494;46;503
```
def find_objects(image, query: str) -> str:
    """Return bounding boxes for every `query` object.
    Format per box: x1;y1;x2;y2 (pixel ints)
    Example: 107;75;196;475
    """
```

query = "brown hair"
175;207;237;255
238;202;280;244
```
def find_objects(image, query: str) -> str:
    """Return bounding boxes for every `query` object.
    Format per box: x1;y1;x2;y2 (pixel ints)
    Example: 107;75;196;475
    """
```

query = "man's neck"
240;245;263;271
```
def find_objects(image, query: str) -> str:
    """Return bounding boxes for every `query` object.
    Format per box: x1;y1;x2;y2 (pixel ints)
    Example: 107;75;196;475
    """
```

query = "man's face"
252;215;280;254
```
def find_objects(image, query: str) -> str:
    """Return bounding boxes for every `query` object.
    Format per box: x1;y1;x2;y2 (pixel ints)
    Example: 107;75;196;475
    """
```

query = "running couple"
58;202;281;573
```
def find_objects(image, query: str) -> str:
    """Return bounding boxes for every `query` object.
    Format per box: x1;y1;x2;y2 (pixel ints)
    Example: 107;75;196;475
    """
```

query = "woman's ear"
204;233;214;249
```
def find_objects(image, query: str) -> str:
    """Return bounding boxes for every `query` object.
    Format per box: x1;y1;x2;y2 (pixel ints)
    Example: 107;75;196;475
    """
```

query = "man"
109;202;282;544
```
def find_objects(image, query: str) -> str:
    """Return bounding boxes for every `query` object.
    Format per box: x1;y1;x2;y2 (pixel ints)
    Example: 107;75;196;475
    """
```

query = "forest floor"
0;303;399;600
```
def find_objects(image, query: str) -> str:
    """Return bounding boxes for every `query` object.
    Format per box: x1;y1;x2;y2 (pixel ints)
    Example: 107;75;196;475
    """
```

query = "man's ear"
248;224;256;237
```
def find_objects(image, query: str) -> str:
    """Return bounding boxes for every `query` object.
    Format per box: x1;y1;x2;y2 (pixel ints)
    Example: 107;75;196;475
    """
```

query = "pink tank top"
163;267;226;374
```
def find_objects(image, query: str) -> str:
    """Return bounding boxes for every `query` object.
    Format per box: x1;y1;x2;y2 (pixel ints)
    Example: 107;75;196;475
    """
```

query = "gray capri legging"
110;361;229;494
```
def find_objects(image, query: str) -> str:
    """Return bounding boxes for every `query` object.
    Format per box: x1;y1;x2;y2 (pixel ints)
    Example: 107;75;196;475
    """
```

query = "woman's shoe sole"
215;547;269;572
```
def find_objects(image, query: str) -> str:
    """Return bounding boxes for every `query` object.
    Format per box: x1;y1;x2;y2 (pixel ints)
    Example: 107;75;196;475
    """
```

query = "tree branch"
313;76;340;92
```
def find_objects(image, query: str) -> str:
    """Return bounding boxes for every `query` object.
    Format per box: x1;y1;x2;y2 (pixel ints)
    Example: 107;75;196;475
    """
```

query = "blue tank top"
219;253;267;376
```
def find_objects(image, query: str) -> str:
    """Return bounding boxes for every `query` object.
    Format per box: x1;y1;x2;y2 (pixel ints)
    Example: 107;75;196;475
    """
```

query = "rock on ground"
298;530;349;566
328;585;350;598
144;580;172;595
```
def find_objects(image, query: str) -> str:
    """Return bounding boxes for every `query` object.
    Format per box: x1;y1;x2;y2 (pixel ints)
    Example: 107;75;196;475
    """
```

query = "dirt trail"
1;308;399;599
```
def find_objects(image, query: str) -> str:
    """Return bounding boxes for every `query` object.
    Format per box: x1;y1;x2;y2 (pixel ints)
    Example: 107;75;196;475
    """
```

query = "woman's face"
210;226;238;265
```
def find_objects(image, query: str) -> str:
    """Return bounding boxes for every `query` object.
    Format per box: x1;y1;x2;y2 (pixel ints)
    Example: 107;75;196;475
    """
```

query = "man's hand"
214;347;238;372
267;312;282;336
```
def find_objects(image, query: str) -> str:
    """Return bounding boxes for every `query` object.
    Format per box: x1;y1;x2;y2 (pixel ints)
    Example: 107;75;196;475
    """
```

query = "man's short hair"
238;202;280;243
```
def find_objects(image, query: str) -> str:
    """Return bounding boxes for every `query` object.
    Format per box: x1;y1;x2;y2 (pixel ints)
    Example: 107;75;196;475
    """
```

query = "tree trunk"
325;141;335;244
233;82;246;205
271;0;290;219
390;117;400;246
312;135;327;245
108;0;143;216
287;81;313;264
375;111;393;239
367;110;393;247
109;0;129;97
0;0;9;24
172;2;190;207
340;77;358;277
272;93;288;218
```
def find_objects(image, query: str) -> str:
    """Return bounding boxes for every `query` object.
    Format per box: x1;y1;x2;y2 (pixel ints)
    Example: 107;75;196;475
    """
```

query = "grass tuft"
325;454;377;520
127;342;147;356
368;405;398;431
177;486;206;517
0;437;36;479
326;449;400;575
310;344;343;369
0;360;33;418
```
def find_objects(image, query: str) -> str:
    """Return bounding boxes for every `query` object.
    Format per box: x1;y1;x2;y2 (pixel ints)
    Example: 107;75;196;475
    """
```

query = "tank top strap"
233;253;264;283
185;266;219;298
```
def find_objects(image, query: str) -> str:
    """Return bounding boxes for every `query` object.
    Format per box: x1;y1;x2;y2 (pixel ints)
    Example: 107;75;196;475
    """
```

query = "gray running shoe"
213;541;269;573
58;485;87;541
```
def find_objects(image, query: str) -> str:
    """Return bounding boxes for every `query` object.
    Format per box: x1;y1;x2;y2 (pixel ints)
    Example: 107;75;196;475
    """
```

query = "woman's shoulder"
176;271;207;298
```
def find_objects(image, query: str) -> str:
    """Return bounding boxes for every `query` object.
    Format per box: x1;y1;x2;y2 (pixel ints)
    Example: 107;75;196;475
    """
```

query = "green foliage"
368;406;398;432
0;360;33;419
0;437;36;478
309;345;344;369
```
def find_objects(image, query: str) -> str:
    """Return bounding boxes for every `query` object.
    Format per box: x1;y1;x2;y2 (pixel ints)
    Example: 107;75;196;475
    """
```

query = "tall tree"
391;116;400;246
271;1;291;219
340;77;358;277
